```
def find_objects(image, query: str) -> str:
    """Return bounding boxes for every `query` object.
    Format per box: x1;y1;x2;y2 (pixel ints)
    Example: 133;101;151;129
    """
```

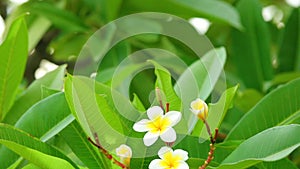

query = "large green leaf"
60;121;109;169
0;17;28;121
64;75;137;168
192;85;239;140
226;78;300;140
0;123;77;169
174;47;226;132
231;0;273;90
3;65;66;124
216;125;300;169
121;0;242;29
277;8;300;72
0;92;74;167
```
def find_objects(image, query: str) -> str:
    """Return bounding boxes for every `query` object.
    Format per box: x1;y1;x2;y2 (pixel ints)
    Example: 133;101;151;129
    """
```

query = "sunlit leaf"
216;125;300;169
227;78;300;140
0;17;28;121
0;123;77;169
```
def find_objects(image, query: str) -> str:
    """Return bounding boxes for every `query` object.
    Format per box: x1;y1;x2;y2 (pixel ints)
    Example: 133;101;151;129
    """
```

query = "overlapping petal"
144;132;159;146
147;106;164;120
149;146;189;169
133;106;182;146
165;111;181;126
133;119;150;132
160;127;176;143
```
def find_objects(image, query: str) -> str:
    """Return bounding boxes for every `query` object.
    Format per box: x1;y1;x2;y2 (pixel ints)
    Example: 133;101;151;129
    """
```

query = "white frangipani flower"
149;146;189;169
116;144;132;167
190;98;208;121
133;106;181;146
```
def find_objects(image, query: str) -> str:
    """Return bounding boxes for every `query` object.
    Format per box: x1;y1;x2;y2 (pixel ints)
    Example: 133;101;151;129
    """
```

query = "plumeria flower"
133;106;181;146
149;146;189;169
116;144;132;167
190;98;208;121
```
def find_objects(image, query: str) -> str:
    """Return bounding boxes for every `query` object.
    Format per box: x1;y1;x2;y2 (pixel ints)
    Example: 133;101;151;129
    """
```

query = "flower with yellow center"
190;98;208;121
149;146;189;169
116;144;132;167
133;106;181;146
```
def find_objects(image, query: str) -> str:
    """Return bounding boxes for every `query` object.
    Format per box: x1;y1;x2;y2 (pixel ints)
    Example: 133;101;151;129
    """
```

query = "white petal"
116;144;132;158
133;119;150;132
173;149;188;161
177;161;189;169
165;111;181;126
147;106;163;120
158;146;172;159
149;159;163;169
160;127;176;143
190;108;199;116
143;131;159;146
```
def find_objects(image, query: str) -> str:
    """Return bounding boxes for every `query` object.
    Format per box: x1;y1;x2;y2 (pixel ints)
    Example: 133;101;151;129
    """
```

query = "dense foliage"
0;0;299;169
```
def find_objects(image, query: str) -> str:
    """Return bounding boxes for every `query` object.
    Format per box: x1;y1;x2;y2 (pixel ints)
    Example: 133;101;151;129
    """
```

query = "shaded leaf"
277;8;300;72
121;0;242;29
3;65;66;124
231;0;273;90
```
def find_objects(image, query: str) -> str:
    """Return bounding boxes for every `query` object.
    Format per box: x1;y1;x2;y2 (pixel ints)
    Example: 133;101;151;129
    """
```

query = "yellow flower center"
159;151;182;169
192;100;204;111
117;147;130;157
147;116;171;134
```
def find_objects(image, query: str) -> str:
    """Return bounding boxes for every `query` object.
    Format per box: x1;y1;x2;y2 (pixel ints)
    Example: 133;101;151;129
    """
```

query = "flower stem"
199;120;218;169
88;135;128;169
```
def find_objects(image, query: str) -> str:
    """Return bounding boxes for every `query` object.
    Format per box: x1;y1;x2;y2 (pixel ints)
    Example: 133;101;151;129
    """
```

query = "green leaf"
27;16;51;51
0;92;74;167
277;8;300;72
29;2;88;32
149;60;181;111
231;0;273;90
268;72;300;89
226;78;300;140
192;85;239;140
64;75;136;168
0;123;77;169
174;47;226;132
3;65;66;124
49;33;92;62
171;0;242;29
132;93;146;112
121;0;242;29
256;158;298;169
0;17;28;121
22;163;42;169
216;125;300;169
60;121;109;169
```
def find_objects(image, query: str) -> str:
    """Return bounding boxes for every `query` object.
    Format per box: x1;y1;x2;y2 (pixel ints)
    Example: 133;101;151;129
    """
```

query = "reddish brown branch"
199;128;218;169
166;103;170;112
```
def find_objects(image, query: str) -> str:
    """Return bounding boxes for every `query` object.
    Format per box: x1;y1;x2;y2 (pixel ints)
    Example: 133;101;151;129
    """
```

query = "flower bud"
190;98;208;121
116;144;132;167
